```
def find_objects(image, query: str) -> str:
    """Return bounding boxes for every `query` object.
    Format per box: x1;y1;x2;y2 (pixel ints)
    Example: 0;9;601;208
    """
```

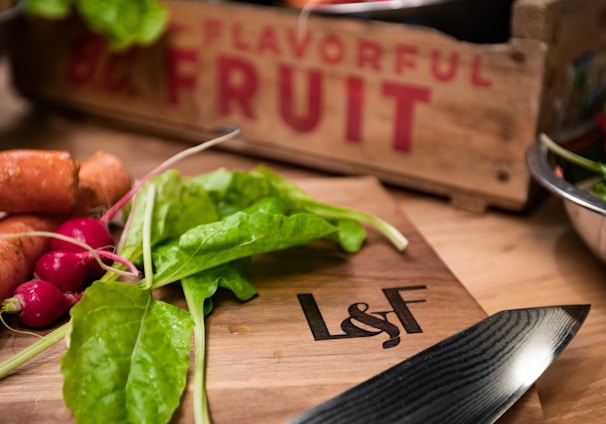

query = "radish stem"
0;232;139;280
100;129;240;226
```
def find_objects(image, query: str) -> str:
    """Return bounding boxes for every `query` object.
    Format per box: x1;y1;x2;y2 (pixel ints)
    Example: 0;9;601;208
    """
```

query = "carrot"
0;214;59;301
76;151;132;217
0;150;80;214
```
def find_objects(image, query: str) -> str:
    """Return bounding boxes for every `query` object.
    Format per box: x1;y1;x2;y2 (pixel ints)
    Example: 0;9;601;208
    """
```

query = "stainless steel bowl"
311;0;515;43
526;127;606;263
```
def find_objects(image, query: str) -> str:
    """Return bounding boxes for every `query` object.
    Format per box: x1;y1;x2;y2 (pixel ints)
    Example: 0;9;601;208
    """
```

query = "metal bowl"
526;126;606;263
309;0;515;43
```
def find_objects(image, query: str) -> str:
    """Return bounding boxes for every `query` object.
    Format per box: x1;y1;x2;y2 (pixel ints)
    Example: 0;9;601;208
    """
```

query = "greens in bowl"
527;124;606;263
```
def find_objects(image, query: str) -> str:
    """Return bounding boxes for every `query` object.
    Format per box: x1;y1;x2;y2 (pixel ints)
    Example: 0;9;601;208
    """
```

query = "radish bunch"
0;131;240;330
1;217;115;328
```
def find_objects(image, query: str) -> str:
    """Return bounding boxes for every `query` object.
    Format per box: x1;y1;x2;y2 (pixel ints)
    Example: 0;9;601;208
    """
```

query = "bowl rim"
526;129;606;217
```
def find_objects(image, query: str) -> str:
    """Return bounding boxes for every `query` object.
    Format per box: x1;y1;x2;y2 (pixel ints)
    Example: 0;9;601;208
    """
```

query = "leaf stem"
306;204;409;251
0;322;70;379
0;231;139;280
100;129;240;226
182;282;211;424
141;183;156;290
540;133;606;176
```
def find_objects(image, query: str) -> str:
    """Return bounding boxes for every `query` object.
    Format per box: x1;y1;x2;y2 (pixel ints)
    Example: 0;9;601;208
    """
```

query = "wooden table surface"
0;58;605;423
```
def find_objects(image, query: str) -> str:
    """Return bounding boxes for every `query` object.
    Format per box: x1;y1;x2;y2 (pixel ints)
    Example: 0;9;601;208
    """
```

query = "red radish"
64;292;84;308
34;251;88;292
50;217;114;252
77;251;111;280
1;280;70;328
49;217;115;279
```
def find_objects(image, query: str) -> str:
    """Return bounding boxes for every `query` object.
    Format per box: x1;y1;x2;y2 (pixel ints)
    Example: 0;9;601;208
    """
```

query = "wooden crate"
7;0;606;211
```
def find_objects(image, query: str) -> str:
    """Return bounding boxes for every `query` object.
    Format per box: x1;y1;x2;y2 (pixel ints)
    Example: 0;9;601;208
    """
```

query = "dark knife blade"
286;304;590;424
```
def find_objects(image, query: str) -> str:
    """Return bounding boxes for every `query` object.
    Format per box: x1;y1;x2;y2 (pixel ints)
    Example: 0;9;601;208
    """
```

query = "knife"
286;304;590;424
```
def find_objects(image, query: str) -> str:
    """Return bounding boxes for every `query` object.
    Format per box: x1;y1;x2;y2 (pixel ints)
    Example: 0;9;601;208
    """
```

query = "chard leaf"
24;0;168;50
242;197;287;215
181;277;213;424
62;280;194;424
253;166;408;251
23;0;72;18
76;0;168;50
328;219;367;253
179;211;336;253
180;261;255;424
148;212;337;287
200;259;256;303
216;260;257;301
190;166;407;251
180;262;254;424
190;168;283;217
120;170;218;262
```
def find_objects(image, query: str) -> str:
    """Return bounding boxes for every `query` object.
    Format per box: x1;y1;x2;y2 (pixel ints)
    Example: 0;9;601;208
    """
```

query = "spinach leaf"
253;166;408;251
148;211;337;288
190;168;286;217
181;262;255;424
179;211;336;253
62;280;193;424
119;170;218;263
24;0;168;50
328;219;367;253
215;258;257;301
190;166;406;251
23;0;71;17
181;276;214;424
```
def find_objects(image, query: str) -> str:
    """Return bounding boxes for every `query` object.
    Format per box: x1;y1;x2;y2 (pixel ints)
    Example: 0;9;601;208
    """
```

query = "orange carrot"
0;214;59;301
76;151;132;217
0;149;80;214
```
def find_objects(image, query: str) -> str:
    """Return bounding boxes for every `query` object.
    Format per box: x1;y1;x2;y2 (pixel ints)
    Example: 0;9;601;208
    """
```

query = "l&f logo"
297;285;426;349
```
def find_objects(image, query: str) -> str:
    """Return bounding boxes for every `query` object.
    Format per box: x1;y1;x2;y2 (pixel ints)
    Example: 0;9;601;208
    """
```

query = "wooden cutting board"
0;176;542;423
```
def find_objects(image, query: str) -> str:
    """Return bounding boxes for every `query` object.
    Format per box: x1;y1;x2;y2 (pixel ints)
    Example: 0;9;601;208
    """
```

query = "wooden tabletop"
0;58;605;423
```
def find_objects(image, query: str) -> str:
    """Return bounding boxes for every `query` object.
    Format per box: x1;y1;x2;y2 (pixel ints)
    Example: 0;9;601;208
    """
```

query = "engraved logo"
297;285;426;349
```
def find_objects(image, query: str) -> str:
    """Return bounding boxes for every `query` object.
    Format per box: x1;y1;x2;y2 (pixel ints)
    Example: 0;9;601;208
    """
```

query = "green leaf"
190;168;285;218
328;219;366;253
62;280;194;424
24;0;169;50
75;0;168;50
253;166;408;251
179;211;337;253
180;261;256;424
199;259;257;303
23;0;72;18
189;167;407;251
120;170;218;262
148;212;337;287
242;196;288;215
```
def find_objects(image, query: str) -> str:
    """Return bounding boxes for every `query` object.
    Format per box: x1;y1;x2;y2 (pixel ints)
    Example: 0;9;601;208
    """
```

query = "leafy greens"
59;165;407;423
24;0;168;50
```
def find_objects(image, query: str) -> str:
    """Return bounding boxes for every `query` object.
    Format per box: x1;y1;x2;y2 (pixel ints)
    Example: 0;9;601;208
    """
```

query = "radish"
34;251;88;292
64;292;84;308
49;217;115;279
50;217;115;253
1;280;71;328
